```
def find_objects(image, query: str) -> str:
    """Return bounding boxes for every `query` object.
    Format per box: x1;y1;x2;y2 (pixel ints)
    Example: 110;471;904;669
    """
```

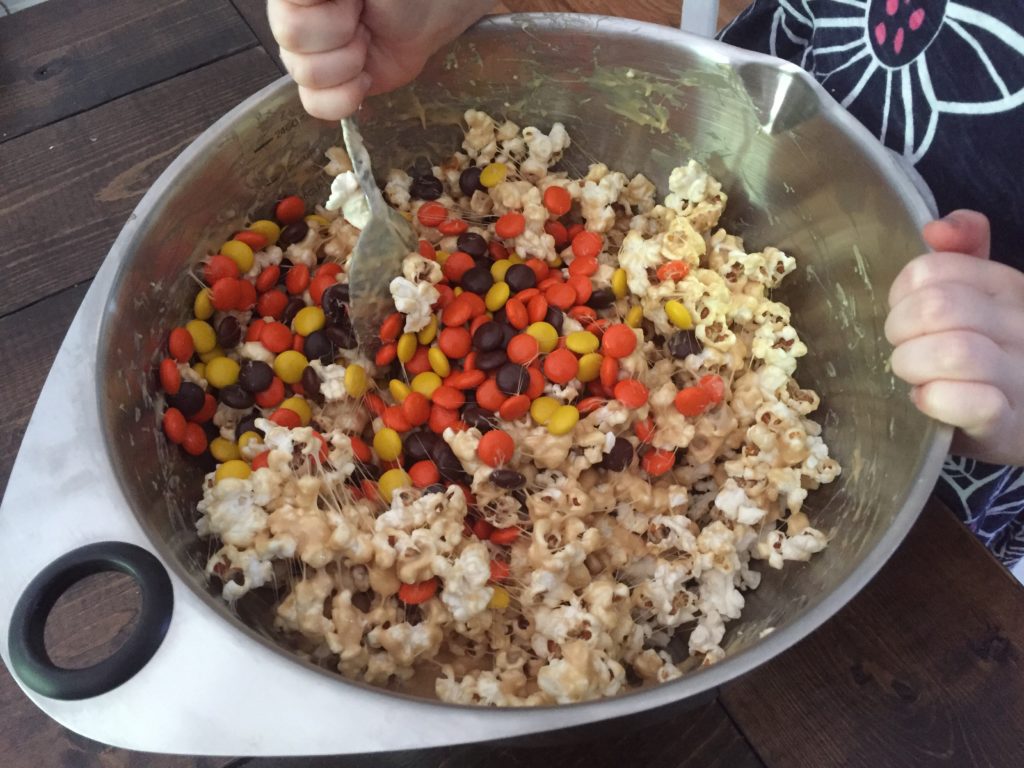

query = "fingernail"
359;72;373;92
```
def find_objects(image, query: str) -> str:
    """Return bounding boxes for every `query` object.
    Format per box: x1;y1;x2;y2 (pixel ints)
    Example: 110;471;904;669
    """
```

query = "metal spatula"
341;116;418;354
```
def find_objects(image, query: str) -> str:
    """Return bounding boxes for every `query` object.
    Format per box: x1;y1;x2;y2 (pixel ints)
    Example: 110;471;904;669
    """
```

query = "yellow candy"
526;322;559;354
389;378;411;402
480;162;508;188
435;250;449;266
507;254;524;265
378;468;412;502
280;395;312;426
193;289;214;321
411;371;442;398
248;219;281;245
665;300;694;330
237;431;262;453
485;281;511;312
220;240;254;273
293;306;326;336
373;428;403;462
454;286;464;297
577;353;603;382
417;316;438;345
566;331;599;355
273;350;308;384
344;363;368;398
397;333;418;364
192;362;206;379
549;255;563;268
198;345;224;364
215;459;251;483
428;348;451;378
305;214;330;227
530;396;560;426
625;305;644;328
185;319;216;354
490;259;513;282
547;405;580;436
210;437;241;463
205;356;240;388
489;586;510;611
400;211;413;222
612;268;629;299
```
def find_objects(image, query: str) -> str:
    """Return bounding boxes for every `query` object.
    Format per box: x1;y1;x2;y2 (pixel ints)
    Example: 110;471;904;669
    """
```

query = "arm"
268;0;498;120
886;211;1024;466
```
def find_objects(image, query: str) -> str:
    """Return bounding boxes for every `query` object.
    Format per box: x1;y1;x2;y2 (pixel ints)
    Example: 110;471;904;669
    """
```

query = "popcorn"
185;112;840;709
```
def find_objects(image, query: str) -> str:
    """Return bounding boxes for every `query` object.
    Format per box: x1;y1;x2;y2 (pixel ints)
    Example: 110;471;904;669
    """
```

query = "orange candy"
505;297;528;330
441;296;473;327
398;578;438;605
204;254;240;285
365;392;387;416
642;449;676;476
380;313;404;343
275;195;305;224
545;220;569;249
526;366;545;399
476;378;508;412
234;230;268;251
309;274;334;305
542;186;572;216
168;328;194;363
269;407;302;429
159;358;181;395
382;405;413;432
635;417;656;443
442;251;475;283
401;392;431;426
543;348;579;385
577;396;606;415
375;343;397;366
601;324;637;358
446;369;486;389
181;423;208;456
429;403;459;433
567;275;592;305
409;460;441;488
257;289;288;319
545;283;577;310
674;386;713;417
255;376;285;408
490;527;520;545
350;435;372;463
613;378;649;408
189;393;217;424
567;255;598;277
495;212;526;239
498;394;531;421
255;265;280;293
489;559;511;582
417;202;447;227
285;264;310;295
260;322;293;354
432;385;466;411
162;407;187;444
437;218;468;236
405;345;432;375
507;334;539;364
571;230;603;260
478;429;515;467
656;260;691;282
599;356;619;389
439;327;472;359
211;277;242;311
700;374;726;403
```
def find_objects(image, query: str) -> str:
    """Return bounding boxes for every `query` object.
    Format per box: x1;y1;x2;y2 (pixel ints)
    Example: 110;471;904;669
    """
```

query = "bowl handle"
680;0;720;37
7;542;173;700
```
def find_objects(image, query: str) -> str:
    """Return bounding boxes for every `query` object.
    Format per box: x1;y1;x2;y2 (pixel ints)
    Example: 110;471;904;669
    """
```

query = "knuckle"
938;333;976;374
269;9;303;51
915;284;957;329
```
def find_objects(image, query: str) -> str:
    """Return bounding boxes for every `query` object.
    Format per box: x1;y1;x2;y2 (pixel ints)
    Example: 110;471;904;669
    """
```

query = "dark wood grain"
44;572;141;669
230;0;286;72
0;0;255;143
0;282;88;497
0;47;283;317
721;498;1024;768
234;699;764;768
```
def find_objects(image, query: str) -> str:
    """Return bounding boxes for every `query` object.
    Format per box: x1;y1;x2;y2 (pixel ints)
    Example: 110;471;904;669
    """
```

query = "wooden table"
1;1;1022;766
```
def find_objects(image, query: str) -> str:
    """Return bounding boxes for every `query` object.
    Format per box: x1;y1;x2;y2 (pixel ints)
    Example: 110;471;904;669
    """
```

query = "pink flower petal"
909;8;925;30
894;27;905;55
887;0;899;15
875;22;888;45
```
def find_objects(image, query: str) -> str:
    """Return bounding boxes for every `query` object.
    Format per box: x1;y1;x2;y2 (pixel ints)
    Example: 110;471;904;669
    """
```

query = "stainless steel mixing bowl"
0;13;949;755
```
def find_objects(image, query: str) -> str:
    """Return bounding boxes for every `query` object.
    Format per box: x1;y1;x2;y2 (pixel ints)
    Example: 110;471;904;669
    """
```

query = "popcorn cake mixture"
157;110;840;705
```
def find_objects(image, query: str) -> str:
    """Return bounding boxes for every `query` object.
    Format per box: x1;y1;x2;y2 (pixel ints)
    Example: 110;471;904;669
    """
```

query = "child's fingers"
890;330;1006;386
911;380;1009;438
885;281;1024;348
269;0;360;54
888;251;1024;308
297;75;372;120
922;210;991;260
280;35;367;90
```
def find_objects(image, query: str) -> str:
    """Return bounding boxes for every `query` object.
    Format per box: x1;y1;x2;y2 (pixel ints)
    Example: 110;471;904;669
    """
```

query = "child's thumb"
922;210;991;260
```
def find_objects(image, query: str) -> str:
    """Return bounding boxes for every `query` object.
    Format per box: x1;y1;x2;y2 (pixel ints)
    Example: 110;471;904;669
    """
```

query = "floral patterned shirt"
719;0;1024;565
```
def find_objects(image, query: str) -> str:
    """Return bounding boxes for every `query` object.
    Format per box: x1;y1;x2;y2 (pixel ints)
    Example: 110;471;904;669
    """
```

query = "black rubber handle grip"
8;541;173;700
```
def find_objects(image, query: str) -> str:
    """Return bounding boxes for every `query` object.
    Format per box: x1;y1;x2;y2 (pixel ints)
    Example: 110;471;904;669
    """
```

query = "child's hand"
268;0;496;120
886;210;1024;465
